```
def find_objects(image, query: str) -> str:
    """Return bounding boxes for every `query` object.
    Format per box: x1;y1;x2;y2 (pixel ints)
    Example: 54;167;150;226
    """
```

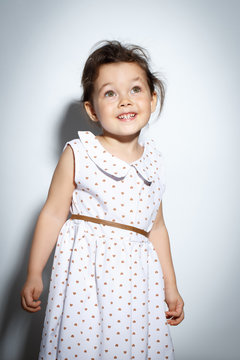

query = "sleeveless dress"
38;130;175;360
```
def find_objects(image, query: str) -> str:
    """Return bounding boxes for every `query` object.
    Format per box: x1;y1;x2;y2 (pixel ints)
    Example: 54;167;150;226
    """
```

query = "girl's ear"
150;91;158;113
84;101;98;122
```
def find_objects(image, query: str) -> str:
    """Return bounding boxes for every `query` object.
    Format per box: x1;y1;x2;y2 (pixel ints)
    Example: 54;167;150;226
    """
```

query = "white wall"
0;0;239;359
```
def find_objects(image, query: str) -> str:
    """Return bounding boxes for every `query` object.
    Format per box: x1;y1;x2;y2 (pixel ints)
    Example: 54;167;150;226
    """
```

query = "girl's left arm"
148;201;185;326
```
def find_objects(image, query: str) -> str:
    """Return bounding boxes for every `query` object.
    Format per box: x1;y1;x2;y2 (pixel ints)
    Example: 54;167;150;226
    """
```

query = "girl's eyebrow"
98;82;113;94
132;76;143;82
98;77;144;94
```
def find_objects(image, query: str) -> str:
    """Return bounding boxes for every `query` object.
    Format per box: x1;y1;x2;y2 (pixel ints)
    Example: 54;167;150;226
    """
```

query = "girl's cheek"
131;92;145;99
105;97;118;103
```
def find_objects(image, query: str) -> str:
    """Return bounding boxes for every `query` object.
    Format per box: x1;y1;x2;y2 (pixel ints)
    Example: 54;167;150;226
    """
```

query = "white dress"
38;130;175;360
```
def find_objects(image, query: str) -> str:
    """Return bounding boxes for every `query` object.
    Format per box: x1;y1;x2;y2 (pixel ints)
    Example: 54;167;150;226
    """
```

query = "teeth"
118;113;136;119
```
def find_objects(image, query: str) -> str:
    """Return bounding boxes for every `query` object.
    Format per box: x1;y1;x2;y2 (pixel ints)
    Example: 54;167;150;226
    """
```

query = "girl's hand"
164;286;184;326
20;275;43;313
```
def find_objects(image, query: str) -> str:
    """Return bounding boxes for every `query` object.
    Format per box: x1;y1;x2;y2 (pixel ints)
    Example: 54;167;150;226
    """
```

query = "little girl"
21;40;184;360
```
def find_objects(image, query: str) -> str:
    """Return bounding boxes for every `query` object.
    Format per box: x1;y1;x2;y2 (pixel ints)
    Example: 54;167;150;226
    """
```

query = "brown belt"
70;214;149;238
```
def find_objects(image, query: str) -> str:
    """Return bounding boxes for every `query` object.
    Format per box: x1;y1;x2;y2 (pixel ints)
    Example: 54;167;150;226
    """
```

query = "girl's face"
84;62;157;138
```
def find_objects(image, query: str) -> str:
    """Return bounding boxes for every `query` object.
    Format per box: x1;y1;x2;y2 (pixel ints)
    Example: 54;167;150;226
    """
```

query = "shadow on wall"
58;100;102;152
0;102;101;360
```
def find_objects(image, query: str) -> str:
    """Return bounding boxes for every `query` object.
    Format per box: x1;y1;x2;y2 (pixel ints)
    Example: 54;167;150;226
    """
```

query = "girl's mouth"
117;113;137;121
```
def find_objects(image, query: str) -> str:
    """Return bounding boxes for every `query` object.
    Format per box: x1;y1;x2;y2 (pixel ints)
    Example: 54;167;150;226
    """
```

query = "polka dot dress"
38;130;175;360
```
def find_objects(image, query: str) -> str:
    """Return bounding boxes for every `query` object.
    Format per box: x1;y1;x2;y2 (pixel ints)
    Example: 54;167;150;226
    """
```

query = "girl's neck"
95;132;144;163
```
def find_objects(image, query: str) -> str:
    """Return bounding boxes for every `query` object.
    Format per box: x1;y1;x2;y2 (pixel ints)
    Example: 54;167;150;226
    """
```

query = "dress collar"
78;130;162;184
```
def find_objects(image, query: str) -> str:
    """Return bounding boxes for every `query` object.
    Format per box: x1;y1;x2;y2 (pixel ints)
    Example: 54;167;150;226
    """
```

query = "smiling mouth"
117;113;137;120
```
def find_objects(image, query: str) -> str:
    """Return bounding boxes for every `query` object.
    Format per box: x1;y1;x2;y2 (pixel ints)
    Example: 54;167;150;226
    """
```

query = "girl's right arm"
20;144;76;313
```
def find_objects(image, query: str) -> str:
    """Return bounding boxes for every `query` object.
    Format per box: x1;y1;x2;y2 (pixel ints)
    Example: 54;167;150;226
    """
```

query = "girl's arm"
21;144;76;312
148;202;185;326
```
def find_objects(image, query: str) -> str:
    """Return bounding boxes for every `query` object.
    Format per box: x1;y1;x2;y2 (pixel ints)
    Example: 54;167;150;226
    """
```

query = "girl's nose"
119;93;132;107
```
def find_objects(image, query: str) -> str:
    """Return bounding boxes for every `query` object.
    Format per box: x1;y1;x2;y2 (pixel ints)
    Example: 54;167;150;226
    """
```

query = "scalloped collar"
78;130;160;183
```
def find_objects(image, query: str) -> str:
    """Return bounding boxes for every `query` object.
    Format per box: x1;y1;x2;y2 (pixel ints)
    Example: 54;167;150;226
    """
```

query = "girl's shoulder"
62;138;81;153
144;137;167;190
144;137;166;164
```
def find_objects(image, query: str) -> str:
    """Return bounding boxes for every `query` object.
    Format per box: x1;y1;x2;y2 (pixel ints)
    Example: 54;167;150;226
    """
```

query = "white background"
0;0;239;359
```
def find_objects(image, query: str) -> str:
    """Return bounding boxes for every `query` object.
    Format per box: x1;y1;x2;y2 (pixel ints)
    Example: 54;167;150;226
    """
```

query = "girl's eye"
131;86;141;94
105;90;116;97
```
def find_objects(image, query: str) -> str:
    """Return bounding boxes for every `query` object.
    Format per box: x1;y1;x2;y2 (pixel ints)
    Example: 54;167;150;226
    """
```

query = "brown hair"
81;40;166;118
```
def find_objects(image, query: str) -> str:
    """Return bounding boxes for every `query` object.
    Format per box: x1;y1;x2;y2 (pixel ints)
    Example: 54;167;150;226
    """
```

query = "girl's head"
81;40;166;134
